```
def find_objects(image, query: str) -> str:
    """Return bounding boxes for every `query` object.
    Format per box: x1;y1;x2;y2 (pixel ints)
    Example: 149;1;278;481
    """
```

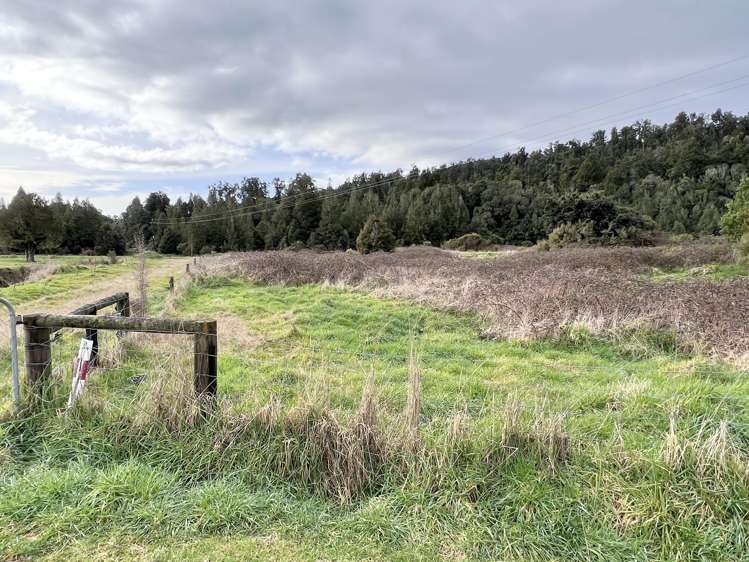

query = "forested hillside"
135;109;749;253
3;109;749;256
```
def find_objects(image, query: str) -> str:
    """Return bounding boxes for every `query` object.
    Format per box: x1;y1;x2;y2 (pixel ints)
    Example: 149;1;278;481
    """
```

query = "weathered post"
115;292;131;318
185;263;190;274
193;320;218;409
23;318;51;405
85;308;99;366
168;276;175;293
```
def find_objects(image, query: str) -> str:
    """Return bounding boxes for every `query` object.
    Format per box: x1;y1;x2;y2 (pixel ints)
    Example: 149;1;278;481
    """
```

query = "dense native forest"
2;109;749;258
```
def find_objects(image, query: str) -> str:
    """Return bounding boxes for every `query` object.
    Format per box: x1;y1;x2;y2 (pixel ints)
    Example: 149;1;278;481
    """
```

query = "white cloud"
0;167;88;200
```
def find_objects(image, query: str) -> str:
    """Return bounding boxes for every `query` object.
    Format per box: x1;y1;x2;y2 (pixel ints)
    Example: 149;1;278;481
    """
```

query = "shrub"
737;233;749;260
547;221;595;248
286;241;306;252
548;191;655;247
670;233;696;243
199;245;216;255
443;233;486;251
721;176;749;243
356;217;396;254
107;250;118;264
539;214;654;249
535;239;551;252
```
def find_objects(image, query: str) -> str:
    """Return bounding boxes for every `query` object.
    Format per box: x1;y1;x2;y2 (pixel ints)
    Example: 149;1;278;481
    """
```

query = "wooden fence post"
115;293;130;337
115;292;131;318
193;320;217;408
24;321;51;405
85;309;98;366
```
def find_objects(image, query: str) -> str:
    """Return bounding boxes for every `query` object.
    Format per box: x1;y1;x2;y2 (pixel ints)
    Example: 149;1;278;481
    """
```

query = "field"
1;242;749;561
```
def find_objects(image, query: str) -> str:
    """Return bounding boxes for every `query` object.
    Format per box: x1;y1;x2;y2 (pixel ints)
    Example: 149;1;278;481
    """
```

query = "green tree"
356;216;396;254
0;188;55;261
123;196;149;243
402;190;428;244
95;222;127;255
288;173;321;244
317;194;347;249
158;226;182;254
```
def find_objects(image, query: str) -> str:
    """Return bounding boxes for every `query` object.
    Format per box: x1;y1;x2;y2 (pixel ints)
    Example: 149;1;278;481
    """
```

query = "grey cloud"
0;0;748;209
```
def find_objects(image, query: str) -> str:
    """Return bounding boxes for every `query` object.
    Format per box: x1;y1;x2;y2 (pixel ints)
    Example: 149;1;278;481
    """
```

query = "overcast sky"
1;0;748;214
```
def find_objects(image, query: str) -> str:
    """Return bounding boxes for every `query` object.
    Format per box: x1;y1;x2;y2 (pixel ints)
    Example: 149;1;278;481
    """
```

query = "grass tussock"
6;351;571;505
662;416;749;484
133;235;149;316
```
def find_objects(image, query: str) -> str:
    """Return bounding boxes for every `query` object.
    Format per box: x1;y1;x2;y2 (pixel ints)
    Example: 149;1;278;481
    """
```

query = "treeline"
0;190;125;261
128;109;749;254
3;109;749;259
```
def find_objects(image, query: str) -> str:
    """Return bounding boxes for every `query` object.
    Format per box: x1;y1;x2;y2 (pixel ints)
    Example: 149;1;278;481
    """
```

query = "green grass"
2;275;749;560
0;256;179;306
0;262;132;304
0;254;90;270
649;261;749;282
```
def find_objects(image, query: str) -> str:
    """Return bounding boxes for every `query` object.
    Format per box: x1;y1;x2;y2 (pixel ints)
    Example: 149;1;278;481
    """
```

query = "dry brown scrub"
215;240;748;362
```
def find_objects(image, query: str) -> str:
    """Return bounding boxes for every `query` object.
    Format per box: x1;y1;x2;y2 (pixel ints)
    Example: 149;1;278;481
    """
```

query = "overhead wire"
151;71;749;226
150;53;749;224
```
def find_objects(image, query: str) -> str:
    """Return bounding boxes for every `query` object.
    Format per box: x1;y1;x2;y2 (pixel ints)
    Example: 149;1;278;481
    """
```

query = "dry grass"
403;345;421;447
217;240;748;361
107;346;572;503
662;416;748;483
217;314;265;351
133;235;149;316
25;261;63;283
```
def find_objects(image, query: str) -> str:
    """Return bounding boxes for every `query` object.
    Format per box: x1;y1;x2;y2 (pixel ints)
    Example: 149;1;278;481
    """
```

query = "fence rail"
17;292;217;409
56;291;131;365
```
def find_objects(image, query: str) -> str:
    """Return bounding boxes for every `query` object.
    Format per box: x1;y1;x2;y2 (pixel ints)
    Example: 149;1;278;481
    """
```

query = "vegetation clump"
536;193;655;250
356;217;396;254
442;232;490;251
721;176;749;259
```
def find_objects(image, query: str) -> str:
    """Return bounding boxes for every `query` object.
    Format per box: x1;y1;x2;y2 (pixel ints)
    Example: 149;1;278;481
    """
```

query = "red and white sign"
67;338;94;408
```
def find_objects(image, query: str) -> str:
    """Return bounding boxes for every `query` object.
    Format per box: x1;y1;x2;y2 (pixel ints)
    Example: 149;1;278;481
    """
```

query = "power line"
150;57;749;226
441;53;749;157
151;59;749;225
152;74;749;226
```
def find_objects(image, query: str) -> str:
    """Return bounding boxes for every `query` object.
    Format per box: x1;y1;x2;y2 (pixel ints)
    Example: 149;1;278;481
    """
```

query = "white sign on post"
67;338;94;408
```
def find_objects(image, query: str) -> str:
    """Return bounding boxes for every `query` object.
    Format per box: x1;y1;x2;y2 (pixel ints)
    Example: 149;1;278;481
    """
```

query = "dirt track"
0;257;191;349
